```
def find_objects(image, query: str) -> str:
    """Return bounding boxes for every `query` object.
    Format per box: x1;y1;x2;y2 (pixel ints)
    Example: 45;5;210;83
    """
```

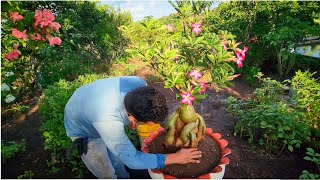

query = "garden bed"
1;78;316;179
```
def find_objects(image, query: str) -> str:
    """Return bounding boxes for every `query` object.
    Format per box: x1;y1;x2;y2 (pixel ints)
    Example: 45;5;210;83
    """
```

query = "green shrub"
18;170;35;179
39;73;108;177
300;148;320;179
1;139;26;163
227;71;319;155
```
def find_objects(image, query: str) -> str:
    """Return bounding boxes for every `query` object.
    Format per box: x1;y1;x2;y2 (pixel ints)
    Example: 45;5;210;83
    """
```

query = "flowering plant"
1;2;62;103
121;3;247;148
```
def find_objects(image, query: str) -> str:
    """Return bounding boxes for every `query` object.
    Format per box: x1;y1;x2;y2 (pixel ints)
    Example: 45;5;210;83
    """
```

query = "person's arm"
93;118;201;169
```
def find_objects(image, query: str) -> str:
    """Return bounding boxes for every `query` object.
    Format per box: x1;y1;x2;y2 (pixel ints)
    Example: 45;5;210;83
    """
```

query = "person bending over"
64;76;201;178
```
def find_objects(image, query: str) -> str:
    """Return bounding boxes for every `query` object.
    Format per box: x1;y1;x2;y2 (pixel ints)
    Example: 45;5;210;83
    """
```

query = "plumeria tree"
121;2;248;148
1;2;62;103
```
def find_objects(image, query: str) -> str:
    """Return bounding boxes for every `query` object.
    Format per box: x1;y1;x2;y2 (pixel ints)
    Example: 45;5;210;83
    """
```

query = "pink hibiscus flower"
49;22;61;32
9;12;24;23
49;37;62;46
34;9;55;28
30;33;45;42
12;29;27;41
5;44;21;62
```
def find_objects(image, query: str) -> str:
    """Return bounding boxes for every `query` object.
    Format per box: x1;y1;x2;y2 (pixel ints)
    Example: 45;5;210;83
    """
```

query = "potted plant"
120;2;247;178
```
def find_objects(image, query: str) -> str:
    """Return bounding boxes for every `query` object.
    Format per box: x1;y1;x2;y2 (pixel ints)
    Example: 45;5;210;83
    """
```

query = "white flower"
1;83;10;91
5;71;14;77
5;94;15;103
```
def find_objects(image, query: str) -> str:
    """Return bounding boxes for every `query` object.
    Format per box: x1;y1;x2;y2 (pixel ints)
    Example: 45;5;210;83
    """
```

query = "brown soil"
148;132;221;178
1;64;318;179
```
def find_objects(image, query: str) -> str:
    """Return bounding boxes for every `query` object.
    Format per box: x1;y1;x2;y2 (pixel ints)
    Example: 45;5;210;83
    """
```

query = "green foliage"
245;67;261;87
36;1;132;87
227;71;319;155
289;70;320;139
300;148;320;179
1;139;26;163
121;10;244;104
39;73;108;177
207;1;320;76
17;170;35;179
124;126;141;149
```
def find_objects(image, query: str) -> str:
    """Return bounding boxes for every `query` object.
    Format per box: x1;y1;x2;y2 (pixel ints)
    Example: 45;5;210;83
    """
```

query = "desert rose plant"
121;3;247;148
1;2;62;103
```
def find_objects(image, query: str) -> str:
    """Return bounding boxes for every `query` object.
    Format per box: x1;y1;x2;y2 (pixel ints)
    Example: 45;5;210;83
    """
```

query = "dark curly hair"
124;86;168;123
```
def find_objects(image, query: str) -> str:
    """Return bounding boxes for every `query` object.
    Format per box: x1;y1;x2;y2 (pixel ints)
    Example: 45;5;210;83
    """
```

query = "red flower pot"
142;127;231;179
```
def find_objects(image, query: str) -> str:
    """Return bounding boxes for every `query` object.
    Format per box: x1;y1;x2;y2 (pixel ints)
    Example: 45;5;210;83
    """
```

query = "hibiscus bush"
1;1;62;104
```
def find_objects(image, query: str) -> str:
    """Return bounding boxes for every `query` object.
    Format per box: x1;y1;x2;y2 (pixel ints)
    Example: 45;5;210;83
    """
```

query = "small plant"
1;139;26;163
246;67;260;87
18;170;35;179
300;148;320;179
226;72;317;155
124;126;141;149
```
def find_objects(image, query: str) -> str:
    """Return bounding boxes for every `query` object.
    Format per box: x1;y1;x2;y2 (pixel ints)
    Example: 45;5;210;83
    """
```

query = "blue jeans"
79;138;130;179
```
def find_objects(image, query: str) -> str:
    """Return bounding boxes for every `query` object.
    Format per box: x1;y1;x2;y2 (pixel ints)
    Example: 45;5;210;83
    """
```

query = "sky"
100;1;219;22
100;1;176;21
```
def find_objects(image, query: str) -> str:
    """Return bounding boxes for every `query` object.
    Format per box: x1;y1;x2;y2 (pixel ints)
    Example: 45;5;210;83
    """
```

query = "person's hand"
165;147;201;165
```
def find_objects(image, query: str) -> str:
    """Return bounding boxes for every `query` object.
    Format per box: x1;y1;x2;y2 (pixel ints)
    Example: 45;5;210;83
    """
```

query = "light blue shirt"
64;76;166;169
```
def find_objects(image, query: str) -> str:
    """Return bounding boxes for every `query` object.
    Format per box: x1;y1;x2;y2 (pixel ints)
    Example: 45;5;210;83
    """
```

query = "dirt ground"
1;66;315;179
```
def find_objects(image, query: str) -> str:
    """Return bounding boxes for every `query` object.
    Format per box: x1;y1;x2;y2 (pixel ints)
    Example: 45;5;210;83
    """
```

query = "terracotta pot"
141;127;231;179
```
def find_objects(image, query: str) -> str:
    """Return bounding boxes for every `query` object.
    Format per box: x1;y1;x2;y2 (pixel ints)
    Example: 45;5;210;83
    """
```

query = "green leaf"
288;145;294;152
303;156;312;161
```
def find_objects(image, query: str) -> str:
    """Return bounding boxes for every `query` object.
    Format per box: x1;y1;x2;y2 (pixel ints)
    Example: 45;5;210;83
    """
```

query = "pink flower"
248;37;258;43
180;92;195;106
49;22;61;32
34;10;42;24
167;24;174;32
191;22;202;35
227;74;241;80
236;46;248;57
189;70;202;80
5;43;21;62
236;52;245;68
30;33;45;42
49;37;62;46
12;29;27;41
235;46;248;68
223;44;228;51
34;9;55;28
173;56;179;61
199;82;206;94
212;48;217;54
9;12;24;23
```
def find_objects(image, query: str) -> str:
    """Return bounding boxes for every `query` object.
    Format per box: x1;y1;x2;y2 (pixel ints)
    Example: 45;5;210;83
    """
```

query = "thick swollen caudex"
196;113;206;141
179;104;198;123
180;119;199;145
164;110;179;146
164;105;207;148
